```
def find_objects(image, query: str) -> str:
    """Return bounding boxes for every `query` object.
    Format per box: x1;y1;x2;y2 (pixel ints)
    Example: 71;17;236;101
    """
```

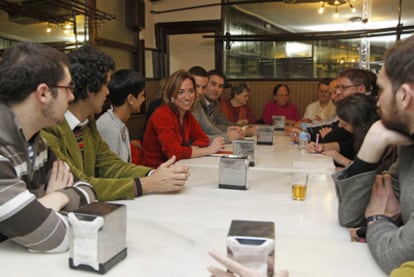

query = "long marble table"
0;133;386;277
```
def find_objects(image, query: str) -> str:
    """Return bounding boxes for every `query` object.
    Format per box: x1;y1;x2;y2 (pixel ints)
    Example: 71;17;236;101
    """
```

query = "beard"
381;98;410;136
42;101;66;127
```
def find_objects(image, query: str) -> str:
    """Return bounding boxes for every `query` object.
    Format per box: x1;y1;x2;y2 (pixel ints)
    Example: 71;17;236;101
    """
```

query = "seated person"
0;42;96;252
302;78;336;122
189;66;246;142
142;70;225;168
308;94;380;168
262;84;300;125
97;69;145;164
41;45;190;201
220;82;256;126
332;36;414;274
289;69;375;160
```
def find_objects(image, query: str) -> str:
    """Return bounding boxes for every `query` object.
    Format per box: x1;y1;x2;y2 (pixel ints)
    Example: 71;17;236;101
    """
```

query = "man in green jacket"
42;45;189;201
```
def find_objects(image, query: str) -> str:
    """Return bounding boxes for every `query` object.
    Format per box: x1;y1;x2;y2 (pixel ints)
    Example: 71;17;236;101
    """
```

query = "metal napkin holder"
68;202;127;274
233;139;256;166
227;220;275;277
256;126;274;145
272;115;285;130
219;155;249;190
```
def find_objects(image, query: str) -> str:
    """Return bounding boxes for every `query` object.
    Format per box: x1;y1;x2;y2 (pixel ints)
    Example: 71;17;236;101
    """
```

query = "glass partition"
222;3;411;79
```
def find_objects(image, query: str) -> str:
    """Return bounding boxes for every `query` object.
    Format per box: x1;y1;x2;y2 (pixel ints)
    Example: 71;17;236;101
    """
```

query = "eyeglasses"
334;84;361;91
50;84;75;93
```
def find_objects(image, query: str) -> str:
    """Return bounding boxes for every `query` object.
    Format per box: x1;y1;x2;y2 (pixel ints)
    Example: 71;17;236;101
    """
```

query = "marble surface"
177;133;336;174
0;134;386;277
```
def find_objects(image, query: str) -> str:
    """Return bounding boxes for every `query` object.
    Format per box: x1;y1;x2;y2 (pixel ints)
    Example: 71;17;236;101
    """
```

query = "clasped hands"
365;173;400;221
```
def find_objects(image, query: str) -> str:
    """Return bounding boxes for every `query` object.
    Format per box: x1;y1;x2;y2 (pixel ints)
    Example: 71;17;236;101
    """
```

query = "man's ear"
34;83;51;104
399;83;414;111
127;93;135;105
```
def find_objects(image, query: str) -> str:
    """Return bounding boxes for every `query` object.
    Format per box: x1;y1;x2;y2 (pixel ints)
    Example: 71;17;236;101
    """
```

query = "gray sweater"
333;145;414;274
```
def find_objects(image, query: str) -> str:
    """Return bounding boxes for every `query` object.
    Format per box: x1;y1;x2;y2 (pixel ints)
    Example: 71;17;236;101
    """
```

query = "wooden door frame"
154;20;223;77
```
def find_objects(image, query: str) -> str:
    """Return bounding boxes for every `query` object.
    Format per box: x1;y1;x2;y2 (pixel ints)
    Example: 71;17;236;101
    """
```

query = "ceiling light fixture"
318;0;356;17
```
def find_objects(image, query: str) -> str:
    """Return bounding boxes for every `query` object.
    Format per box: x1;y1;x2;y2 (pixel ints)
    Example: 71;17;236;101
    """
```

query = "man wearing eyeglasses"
333;35;414;275
0;42;97;252
41;45;190;201
306;68;375;162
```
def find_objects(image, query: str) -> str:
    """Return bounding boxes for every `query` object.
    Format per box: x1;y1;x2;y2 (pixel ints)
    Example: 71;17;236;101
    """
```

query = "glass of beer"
291;173;308;201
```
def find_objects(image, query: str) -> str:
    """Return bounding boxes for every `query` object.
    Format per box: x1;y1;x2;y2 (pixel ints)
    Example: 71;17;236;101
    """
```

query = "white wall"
144;0;221;49
169;33;215;73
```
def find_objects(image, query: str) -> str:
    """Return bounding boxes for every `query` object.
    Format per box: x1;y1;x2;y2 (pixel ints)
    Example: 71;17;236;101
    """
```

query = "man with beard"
332;36;414;275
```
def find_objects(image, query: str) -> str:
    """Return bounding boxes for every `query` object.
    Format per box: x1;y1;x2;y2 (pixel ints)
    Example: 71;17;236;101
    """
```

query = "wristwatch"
366;214;393;225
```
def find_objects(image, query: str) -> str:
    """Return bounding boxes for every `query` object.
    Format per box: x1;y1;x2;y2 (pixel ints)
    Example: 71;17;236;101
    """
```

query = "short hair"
163;70;196;111
108;69;145;107
338;68;371;92
336;93;379;151
207;69;226;82
383;35;414;94
68;45;115;102
0;42;68;105
319;78;332;87
188;66;207;77
273;84;290;96
230;83;250;99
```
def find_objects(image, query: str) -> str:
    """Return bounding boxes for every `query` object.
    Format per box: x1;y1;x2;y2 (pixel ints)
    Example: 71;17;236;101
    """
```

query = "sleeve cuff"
134;178;143;197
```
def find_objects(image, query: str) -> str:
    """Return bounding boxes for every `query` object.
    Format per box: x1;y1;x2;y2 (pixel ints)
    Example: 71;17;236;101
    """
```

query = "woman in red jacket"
142;70;225;168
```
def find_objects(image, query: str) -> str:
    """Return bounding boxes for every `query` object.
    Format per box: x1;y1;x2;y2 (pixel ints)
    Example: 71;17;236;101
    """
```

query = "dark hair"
336;93;379;151
188;66;207;77
163;70;196;111
108;69;145;107
273;84;290;96
68;45;115;102
384;36;414;94
207;69;225;82
230;83;250;99
319;78;332;86
0;42;68;105
338;68;371;93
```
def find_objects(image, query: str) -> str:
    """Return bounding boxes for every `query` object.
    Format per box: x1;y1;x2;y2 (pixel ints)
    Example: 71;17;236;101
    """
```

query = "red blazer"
142;104;210;168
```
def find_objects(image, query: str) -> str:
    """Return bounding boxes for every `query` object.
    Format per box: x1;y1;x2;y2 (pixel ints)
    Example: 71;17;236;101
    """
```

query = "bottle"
298;123;310;153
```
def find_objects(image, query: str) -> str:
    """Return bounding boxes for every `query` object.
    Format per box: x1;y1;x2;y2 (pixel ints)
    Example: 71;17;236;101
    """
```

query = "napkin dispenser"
219;155;249;190
227;220;275;277
272;115;285;130
256;126;274;145
233;139;255;166
68;202;127;274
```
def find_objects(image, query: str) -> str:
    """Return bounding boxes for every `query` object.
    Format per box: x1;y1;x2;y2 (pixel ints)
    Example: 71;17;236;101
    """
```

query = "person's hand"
244;125;256;137
285;127;300;143
208;250;289;277
210;136;226;152
365;174;401;220
307;141;323;153
141;156;190;193
318;127;332;139
46;160;74;193
322;150;351;167
236;119;249;126
227;126;245;141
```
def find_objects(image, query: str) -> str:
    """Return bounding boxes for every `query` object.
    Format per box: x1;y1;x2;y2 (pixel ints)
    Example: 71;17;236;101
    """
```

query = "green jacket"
41;116;151;201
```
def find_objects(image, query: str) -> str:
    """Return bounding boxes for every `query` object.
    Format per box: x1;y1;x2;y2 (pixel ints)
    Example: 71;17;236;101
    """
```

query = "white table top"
0;134;386;277
177;134;335;174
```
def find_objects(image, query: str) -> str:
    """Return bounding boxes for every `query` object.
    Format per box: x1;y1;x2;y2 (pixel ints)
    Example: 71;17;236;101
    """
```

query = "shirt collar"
65;110;89;131
106;107;126;128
